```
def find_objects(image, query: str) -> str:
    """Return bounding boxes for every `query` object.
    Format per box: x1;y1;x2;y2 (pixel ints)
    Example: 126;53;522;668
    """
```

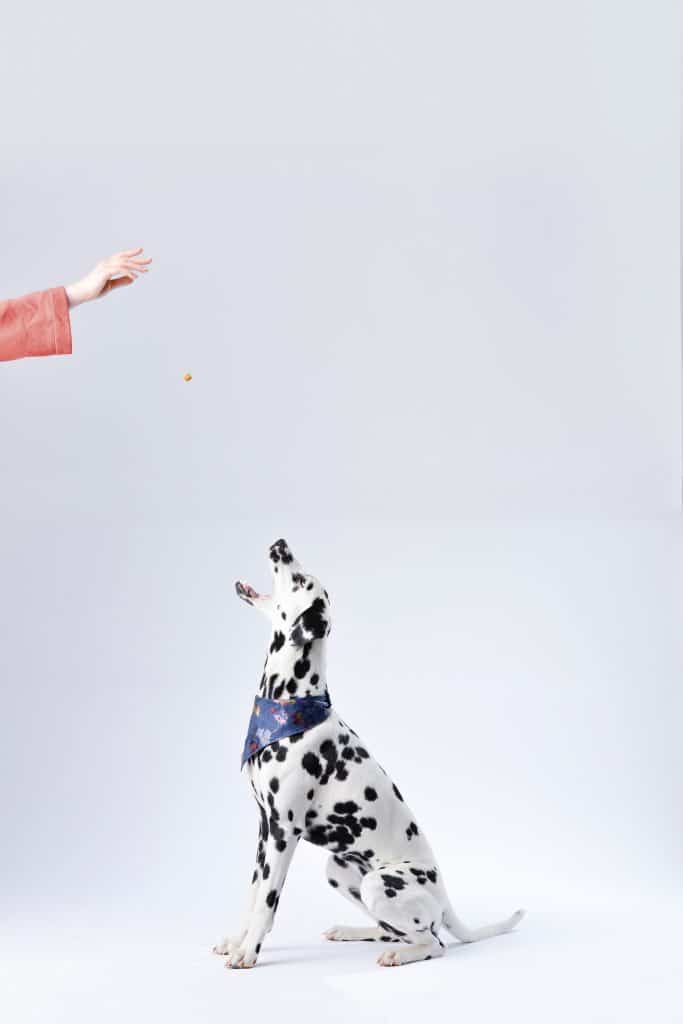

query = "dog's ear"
290;597;330;647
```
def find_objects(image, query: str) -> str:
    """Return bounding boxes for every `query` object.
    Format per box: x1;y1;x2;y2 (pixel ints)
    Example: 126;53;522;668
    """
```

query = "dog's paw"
225;943;260;970
377;942;444;967
213;934;243;956
377;949;402;967
323;926;347;941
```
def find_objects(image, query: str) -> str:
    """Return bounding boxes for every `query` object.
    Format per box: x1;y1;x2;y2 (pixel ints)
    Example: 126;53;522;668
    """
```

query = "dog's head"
235;539;331;647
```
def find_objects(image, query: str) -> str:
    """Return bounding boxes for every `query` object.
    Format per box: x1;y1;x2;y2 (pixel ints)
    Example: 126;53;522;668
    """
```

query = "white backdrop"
1;2;681;1022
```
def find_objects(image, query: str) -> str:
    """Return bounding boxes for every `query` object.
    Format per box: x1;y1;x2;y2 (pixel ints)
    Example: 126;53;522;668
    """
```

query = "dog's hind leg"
359;865;446;967
324;925;403;942
323;854;403;943
324;854;372;911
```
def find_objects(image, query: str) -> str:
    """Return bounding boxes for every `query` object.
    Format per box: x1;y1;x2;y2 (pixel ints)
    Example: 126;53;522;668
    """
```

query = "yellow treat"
183;372;192;382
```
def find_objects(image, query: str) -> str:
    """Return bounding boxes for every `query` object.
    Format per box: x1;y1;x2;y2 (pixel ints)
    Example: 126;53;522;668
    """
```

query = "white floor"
2;902;681;1024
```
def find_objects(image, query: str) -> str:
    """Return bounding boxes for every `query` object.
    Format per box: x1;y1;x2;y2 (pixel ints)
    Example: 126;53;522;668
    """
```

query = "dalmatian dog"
214;539;524;969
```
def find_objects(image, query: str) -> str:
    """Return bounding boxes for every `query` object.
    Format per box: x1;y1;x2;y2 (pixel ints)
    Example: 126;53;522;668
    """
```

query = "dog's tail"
442;901;525;943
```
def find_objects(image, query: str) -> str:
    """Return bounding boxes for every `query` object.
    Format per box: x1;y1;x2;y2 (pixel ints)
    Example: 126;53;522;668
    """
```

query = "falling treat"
184;372;192;382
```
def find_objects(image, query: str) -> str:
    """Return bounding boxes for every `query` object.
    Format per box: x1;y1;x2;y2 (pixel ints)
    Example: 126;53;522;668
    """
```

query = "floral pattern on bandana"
241;693;331;766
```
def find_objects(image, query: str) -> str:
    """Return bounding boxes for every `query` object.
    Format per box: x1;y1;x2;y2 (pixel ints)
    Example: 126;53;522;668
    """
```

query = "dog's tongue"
237;581;261;599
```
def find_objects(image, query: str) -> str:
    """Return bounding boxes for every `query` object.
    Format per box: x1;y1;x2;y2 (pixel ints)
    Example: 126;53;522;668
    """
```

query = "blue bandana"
241;693;332;767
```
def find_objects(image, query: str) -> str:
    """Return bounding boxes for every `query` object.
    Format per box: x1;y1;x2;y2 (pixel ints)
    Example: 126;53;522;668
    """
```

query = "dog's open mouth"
235;581;264;602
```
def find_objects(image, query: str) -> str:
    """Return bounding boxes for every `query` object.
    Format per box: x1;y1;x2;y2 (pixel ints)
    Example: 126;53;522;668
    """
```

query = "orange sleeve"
0;286;73;363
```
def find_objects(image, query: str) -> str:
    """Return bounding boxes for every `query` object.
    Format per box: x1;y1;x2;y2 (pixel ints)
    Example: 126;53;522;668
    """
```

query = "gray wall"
1;0;680;942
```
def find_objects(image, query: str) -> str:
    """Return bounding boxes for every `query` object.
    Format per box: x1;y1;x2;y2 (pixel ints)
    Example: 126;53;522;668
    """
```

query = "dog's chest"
245;711;431;862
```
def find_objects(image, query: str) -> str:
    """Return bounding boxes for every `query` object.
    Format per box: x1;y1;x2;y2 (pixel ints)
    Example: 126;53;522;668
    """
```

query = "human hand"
65;248;152;308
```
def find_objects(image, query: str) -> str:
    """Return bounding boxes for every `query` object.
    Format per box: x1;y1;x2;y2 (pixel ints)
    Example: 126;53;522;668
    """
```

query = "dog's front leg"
225;830;300;970
214;805;270;957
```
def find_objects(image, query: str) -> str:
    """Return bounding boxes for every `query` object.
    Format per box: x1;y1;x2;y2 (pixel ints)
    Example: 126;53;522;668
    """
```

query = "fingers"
98;252;151;294
122;255;152;268
107;249;153;273
119;261;148;276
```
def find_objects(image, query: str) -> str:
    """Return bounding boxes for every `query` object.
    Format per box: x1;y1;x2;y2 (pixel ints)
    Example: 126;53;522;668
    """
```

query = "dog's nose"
269;538;294;565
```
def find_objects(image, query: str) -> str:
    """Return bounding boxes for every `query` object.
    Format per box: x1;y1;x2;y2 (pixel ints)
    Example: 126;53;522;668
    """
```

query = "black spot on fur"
319;739;338;785
266;889;278;908
329;878;338;887
270;631;285;653
302;752;322;778
266;792;287;852
381;874;406;891
378;920;406;937
269;778;279;793
364;787;378;801
392;784;404;802
294;657;311;679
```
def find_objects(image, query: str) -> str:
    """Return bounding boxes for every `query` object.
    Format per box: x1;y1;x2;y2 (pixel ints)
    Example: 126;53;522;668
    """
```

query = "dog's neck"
258;631;329;702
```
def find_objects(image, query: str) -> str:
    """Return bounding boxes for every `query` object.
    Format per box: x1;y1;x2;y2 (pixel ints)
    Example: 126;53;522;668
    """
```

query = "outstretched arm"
0;248;151;363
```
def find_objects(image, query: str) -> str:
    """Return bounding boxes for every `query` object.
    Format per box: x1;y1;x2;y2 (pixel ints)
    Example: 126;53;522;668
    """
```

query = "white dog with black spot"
214;539;524;969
